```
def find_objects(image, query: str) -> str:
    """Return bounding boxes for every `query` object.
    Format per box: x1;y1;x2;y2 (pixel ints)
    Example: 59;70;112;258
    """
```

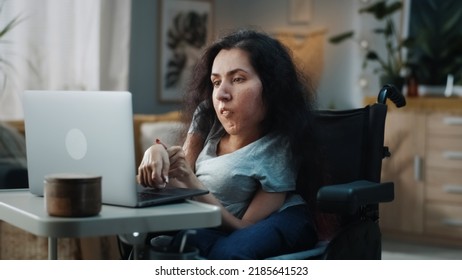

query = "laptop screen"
22;90;140;206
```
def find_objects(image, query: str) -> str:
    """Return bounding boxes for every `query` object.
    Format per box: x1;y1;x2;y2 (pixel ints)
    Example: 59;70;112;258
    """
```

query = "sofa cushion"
140;121;184;152
0;122;27;166
0;122;28;188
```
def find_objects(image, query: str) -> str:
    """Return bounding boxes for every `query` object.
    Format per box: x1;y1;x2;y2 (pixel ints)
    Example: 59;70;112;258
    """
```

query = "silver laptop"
22;90;208;207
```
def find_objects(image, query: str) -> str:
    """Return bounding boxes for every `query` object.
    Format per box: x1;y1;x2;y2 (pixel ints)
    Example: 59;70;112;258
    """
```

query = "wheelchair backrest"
295;103;389;241
312;103;387;185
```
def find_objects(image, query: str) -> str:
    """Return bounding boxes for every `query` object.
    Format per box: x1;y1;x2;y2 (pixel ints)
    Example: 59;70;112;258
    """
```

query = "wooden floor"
382;238;462;260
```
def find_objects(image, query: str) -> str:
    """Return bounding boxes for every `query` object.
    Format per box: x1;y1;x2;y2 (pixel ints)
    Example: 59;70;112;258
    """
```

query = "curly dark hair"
182;28;316;155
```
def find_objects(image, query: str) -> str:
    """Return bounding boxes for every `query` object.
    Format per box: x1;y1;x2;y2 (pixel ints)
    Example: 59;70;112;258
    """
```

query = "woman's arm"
216;189;286;232
151;133;286;232
175;167;286;231
137;132;204;188
241;189;286;226
182;133;204;171
168;144;286;231
137;143;170;188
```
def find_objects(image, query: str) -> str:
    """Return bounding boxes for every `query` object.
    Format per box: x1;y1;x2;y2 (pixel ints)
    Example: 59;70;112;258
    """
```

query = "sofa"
0;121;28;189
0;111;183;259
132;111;183;165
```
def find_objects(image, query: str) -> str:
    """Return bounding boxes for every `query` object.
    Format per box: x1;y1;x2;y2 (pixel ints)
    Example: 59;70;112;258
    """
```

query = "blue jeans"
182;205;318;260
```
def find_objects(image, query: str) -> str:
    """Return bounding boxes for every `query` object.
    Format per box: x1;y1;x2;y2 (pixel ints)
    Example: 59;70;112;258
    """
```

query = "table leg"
118;232;148;260
48;237;58;260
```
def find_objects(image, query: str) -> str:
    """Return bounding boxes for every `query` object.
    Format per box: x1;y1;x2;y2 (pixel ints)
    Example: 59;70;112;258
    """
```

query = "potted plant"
406;0;462;96
329;0;413;91
0;1;23;94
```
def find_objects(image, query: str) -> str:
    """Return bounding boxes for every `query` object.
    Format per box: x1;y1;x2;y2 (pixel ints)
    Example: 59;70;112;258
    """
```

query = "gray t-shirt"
194;121;306;219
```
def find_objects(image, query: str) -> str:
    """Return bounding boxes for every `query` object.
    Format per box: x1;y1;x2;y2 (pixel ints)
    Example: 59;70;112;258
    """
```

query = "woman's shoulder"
250;132;291;158
259;132;289;148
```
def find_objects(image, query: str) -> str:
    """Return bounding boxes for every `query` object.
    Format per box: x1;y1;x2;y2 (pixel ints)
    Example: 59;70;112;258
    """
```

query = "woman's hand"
137;138;198;188
166;146;197;186
137;143;170;188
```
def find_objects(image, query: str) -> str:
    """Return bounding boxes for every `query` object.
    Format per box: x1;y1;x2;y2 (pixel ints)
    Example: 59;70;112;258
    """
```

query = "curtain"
0;0;131;120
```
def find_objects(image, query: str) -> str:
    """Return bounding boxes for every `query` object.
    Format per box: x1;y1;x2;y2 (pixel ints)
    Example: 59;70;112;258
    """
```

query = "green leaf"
328;31;354;44
384;19;394;37
373;28;386;34
384;1;403;17
401;37;415;47
0;14;23;39
359;1;402;20
366;51;379;60
359;1;386;18
441;9;462;34
0;4;25;92
329;0;406;78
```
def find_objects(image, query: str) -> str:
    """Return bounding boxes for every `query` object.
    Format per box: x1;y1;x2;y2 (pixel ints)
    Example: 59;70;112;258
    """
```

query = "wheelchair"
120;84;406;260
269;84;406;259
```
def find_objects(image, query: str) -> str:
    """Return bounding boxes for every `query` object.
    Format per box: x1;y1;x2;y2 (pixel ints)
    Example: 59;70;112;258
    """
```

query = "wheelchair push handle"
377;84;406;108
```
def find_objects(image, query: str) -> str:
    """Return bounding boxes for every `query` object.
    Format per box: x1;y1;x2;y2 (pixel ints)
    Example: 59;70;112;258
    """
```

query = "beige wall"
129;0;365;114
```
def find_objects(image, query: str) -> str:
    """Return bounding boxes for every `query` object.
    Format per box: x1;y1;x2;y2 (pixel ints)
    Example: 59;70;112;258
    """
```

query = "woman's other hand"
167;146;196;184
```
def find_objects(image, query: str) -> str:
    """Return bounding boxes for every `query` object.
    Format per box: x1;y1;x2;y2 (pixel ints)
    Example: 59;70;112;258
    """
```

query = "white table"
0;189;221;259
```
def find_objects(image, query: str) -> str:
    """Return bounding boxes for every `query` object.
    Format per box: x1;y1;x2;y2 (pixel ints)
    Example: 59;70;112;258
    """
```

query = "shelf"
364;96;462;114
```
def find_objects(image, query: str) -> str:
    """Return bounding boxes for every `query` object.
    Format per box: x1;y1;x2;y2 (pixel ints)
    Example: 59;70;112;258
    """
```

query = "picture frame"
158;0;214;103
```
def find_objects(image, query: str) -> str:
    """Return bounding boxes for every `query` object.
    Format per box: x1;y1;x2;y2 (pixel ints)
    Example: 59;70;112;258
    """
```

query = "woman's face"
210;48;266;138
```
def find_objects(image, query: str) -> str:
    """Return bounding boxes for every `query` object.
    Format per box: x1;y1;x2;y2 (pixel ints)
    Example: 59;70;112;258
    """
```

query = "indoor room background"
2;0;462;259
0;0;396;120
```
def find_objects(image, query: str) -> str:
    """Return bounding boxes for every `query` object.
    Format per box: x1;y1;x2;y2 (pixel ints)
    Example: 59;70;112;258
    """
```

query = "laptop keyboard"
136;187;208;206
137;189;172;201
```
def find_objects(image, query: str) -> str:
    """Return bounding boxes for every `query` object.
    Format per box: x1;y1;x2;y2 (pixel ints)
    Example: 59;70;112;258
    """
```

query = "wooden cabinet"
379;110;425;235
365;97;462;246
424;112;462;241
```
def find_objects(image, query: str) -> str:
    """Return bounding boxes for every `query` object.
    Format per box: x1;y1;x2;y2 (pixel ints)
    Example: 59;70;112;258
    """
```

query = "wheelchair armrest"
316;180;394;214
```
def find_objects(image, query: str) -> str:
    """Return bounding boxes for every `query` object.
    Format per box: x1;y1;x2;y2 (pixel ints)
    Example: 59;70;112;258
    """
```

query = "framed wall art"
158;0;213;103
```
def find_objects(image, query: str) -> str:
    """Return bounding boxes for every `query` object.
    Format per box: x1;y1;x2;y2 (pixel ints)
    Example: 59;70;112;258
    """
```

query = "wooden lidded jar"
44;174;102;217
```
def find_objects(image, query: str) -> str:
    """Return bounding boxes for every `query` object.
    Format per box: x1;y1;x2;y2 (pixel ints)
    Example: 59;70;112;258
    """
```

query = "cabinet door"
379;111;425;234
425;113;462;241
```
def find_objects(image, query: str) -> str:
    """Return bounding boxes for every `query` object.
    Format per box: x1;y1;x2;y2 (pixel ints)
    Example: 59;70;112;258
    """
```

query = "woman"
137;29;320;259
